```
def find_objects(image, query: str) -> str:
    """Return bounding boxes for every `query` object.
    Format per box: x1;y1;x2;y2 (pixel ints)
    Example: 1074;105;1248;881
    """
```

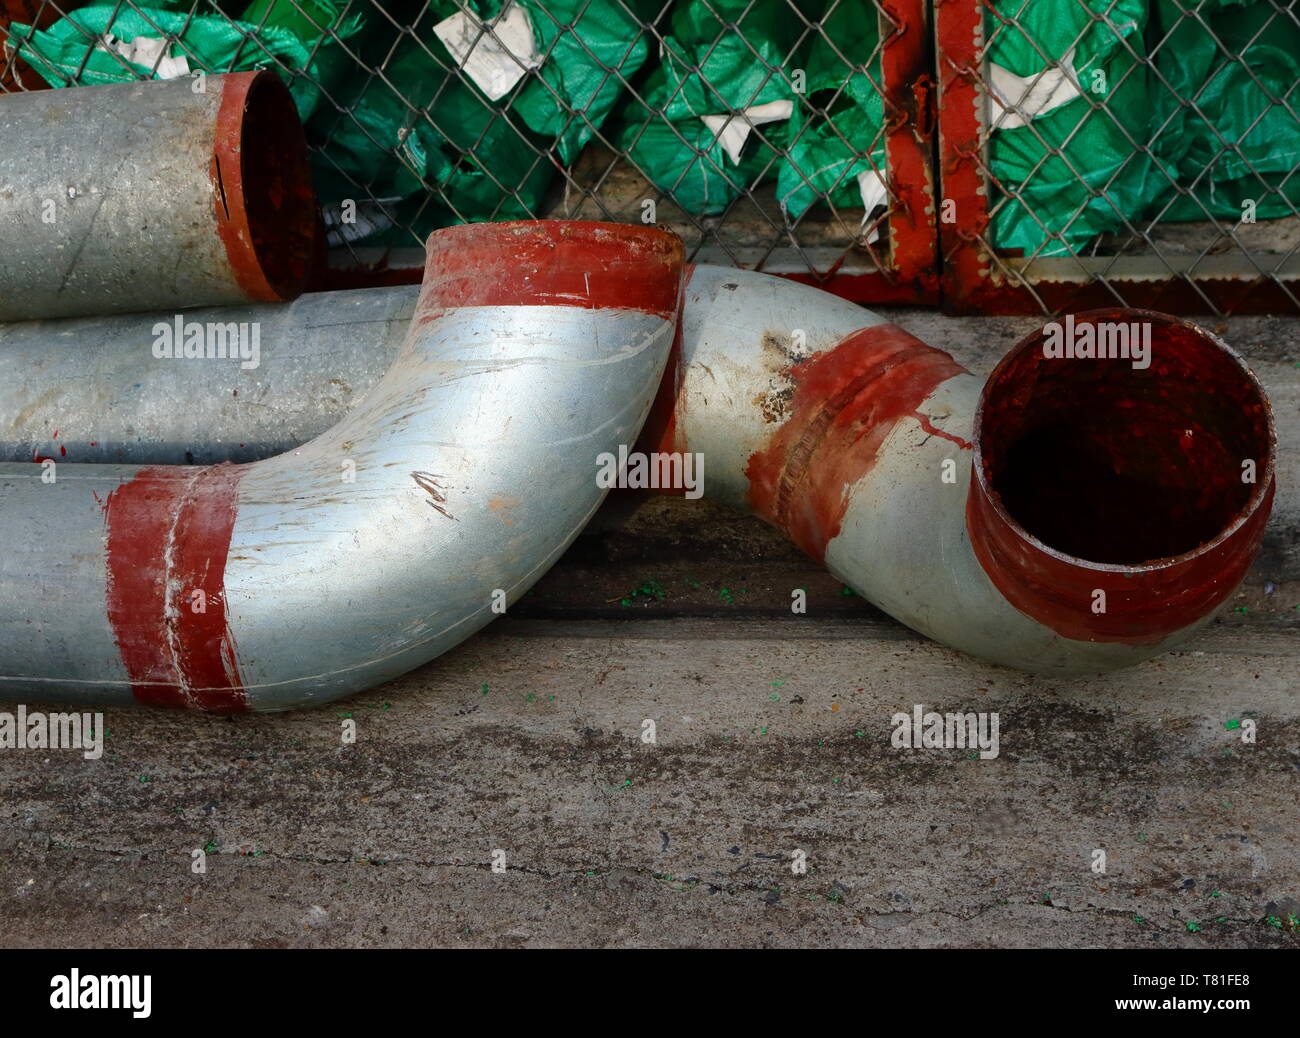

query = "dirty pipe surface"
0;267;1273;676
0;221;682;711
0;71;316;321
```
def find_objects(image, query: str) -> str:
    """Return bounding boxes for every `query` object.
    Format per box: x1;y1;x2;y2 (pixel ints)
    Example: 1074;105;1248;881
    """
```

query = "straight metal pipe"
0;70;317;321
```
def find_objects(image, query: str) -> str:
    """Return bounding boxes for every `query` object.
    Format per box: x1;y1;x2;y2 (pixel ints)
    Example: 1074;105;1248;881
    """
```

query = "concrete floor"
0;310;1296;949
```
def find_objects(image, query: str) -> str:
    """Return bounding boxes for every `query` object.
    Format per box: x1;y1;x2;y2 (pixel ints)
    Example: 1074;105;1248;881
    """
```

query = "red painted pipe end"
211;70;317;303
968;309;1276;644
418;220;685;319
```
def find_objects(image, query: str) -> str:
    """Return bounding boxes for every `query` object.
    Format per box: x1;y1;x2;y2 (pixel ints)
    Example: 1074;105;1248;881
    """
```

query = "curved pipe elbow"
0;222;683;711
0;259;1273;685
667;266;1276;673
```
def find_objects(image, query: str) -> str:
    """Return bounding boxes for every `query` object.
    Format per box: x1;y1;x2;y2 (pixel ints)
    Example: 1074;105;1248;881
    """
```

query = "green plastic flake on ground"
621;580;667;606
1224;719;1241;730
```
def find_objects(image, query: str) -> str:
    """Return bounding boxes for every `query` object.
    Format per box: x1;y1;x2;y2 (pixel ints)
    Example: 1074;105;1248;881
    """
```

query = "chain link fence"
1;0;932;300
936;0;1300;313
1;0;1296;312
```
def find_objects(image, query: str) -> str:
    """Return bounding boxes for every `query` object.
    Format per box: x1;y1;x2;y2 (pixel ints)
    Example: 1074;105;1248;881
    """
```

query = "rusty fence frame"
804;0;941;305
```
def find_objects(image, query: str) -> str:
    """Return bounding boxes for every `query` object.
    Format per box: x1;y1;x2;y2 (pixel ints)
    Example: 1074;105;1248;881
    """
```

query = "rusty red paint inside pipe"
210;71;318;303
967;309;1276;643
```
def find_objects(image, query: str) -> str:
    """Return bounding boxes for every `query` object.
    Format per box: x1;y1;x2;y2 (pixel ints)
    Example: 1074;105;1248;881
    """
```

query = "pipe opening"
213;71;317;301
976;310;1273;566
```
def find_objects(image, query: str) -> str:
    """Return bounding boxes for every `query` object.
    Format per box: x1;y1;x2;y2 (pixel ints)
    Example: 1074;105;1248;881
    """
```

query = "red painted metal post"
879;0;941;300
812;0;941;305
933;0;997;314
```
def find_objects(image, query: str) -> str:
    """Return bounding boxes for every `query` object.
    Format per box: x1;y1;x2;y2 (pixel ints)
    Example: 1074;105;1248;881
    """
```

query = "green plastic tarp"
987;0;1300;255
619;0;803;216
777;0;887;221
5;1;343;119
985;0;1155;258
313;0;650;241
1148;0;1300;222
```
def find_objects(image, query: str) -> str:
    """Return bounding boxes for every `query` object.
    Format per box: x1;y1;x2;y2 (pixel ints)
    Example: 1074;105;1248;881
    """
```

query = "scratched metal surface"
0;303;672;709
0;77;239;321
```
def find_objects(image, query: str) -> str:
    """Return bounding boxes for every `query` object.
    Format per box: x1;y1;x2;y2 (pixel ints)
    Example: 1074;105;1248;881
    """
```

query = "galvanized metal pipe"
0;70;317;321
0;221;683;711
0;286;414;466
657;266;1275;673
0;266;1274;676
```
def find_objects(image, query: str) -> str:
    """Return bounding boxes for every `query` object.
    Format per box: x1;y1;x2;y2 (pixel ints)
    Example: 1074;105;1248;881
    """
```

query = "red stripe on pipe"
745;323;968;562
967;473;1274;644
418;220;685;320
104;464;247;712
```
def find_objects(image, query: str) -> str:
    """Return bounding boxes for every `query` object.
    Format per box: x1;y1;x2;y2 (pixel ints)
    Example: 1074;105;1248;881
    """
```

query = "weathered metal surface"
0;287;415;465
0;263;1277;674
664;266;1275;671
0;221;682;711
0;71;316;321
879;0;941;296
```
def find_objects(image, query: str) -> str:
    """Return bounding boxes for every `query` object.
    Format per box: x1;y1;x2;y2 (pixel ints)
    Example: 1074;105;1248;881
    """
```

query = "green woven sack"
1148;0;1300;222
986;0;1156;257
620;0;802;215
